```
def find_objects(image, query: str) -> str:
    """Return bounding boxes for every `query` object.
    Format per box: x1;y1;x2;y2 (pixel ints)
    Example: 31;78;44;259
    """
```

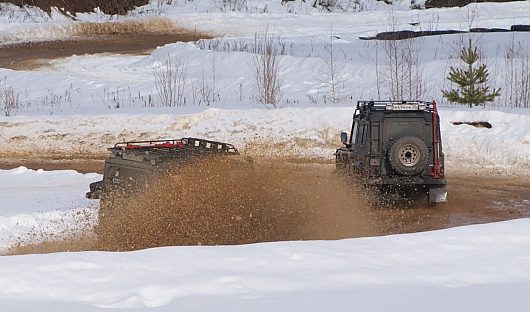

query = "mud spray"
95;158;376;251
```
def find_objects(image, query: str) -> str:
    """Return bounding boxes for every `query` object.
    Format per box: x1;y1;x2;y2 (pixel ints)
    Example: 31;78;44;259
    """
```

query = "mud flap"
428;186;447;203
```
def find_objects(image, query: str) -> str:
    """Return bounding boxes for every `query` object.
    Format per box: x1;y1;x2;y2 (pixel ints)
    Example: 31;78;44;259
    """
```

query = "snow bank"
0;167;100;251
0;166;100;216
440;109;530;173
0;107;528;174
1;218;529;311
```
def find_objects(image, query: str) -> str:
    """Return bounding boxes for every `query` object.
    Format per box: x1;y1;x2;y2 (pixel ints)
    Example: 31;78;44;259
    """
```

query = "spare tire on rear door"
388;136;429;176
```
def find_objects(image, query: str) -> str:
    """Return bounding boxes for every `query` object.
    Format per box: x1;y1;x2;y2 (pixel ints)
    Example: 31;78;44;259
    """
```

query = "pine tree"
442;38;501;108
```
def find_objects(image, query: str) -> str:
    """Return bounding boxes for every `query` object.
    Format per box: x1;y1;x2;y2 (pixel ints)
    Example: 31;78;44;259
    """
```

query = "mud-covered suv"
86;137;240;200
335;100;447;204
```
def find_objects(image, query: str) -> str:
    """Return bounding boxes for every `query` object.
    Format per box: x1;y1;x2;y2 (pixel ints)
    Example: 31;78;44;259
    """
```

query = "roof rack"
110;137;239;156
356;100;434;113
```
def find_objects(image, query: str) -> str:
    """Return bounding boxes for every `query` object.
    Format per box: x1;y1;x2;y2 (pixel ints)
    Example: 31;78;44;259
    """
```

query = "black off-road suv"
86;137;240;200
86;137;249;248
335;100;447;204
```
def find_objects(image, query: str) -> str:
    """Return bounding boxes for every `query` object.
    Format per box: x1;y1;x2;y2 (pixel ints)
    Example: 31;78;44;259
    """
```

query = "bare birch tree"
153;56;188;107
321;28;344;103
376;15;426;100
503;37;530;108
0;78;20;117
253;28;282;108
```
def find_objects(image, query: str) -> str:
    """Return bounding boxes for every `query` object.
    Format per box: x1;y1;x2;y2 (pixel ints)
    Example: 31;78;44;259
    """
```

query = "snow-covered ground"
0;167;100;251
1;0;529;310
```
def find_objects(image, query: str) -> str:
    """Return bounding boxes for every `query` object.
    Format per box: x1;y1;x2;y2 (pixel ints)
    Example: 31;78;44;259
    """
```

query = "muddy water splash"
96;159;372;251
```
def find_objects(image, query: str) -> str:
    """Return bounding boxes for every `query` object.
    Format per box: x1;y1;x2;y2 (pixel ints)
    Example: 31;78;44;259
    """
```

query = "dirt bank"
0;157;104;173
0;30;211;70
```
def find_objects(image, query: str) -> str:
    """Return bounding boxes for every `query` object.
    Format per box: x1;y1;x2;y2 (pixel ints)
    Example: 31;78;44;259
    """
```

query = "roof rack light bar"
356;100;433;112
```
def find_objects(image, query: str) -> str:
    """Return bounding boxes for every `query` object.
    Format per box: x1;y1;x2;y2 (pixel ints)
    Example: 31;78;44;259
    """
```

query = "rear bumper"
367;176;446;187
368;176;447;203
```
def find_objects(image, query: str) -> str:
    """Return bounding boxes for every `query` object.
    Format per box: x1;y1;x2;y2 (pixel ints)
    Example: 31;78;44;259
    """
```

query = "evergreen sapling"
442;38;500;107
